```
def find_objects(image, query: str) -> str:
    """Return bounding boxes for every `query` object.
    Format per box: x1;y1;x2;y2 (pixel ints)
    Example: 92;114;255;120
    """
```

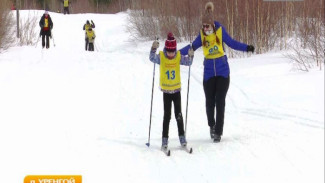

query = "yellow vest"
44;18;49;28
64;0;69;7
85;24;90;31
86;30;95;42
200;27;225;59
159;51;181;91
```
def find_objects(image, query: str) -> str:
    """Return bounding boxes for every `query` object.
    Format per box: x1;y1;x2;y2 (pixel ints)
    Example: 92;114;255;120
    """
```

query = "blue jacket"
180;21;248;81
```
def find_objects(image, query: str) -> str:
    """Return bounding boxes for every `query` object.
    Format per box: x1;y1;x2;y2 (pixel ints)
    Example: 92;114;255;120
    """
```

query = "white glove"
152;40;159;49
188;48;194;57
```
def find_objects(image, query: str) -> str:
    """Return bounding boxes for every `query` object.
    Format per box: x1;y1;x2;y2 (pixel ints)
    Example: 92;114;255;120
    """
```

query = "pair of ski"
162;145;193;156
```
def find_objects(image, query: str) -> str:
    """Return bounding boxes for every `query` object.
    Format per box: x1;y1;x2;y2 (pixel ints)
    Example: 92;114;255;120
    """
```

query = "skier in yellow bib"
86;27;96;51
149;32;194;150
39;10;53;49
62;0;70;14
83;20;95;51
180;2;255;143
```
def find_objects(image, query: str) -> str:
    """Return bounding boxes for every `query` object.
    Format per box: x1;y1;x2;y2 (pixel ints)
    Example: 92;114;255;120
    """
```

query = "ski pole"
146;36;159;147
51;31;56;47
94;41;99;52
35;35;40;48
184;43;193;137
184;0;193;137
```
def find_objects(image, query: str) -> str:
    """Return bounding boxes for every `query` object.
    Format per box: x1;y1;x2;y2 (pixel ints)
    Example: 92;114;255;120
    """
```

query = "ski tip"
189;148;193;154
145;143;150;147
167;150;171;156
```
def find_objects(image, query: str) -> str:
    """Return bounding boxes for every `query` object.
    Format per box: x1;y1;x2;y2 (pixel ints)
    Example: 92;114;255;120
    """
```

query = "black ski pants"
64;7;69;14
203;76;230;136
85;38;89;50
88;43;94;51
162;92;185;138
41;30;51;48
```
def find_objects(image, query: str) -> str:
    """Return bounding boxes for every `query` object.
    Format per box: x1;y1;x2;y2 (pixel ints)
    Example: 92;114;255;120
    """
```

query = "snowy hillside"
0;10;324;183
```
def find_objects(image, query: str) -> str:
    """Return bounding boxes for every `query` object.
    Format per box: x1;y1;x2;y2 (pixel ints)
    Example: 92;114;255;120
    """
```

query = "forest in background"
1;0;324;71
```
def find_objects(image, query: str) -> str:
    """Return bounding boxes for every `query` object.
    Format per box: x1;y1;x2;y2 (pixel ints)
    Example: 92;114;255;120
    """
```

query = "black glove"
247;45;255;53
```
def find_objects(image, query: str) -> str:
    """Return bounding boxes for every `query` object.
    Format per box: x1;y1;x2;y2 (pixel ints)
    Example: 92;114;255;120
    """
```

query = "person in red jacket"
39;10;53;49
11;4;16;10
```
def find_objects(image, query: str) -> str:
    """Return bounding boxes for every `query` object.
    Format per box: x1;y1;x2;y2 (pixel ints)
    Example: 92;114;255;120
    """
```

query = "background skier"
83;20;95;50
62;0;70;15
39;10;53;49
86;27;96;51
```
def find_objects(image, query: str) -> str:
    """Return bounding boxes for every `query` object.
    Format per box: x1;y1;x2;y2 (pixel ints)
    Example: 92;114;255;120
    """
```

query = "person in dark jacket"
180;2;255;143
83;20;95;51
39;10;53;49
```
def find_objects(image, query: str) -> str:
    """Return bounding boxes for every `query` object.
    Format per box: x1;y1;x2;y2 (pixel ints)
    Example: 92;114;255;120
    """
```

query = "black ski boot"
179;135;187;147
213;134;221;143
210;126;215;139
161;137;168;150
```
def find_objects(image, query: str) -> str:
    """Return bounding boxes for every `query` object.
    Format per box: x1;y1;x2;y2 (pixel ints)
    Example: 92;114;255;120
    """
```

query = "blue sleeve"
222;25;248;52
180;55;192;66
149;48;160;64
179;33;202;55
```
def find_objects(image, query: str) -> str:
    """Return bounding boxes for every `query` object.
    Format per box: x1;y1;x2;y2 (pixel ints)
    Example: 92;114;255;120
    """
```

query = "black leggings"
162;92;185;138
41;30;50;48
85;38;88;50
64;7;69;14
88;43;94;51
203;76;230;136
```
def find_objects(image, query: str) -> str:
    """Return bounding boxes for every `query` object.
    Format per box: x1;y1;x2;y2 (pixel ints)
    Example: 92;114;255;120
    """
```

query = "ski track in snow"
0;10;324;183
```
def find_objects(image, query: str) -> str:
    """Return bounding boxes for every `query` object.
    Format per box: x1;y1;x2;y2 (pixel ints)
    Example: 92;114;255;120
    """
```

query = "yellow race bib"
44;18;49;28
85;24;90;31
200;27;225;59
86;31;94;40
64;0;69;7
159;51;181;91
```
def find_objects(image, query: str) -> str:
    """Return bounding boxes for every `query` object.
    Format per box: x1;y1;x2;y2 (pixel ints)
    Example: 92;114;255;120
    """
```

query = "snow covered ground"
0;10;324;183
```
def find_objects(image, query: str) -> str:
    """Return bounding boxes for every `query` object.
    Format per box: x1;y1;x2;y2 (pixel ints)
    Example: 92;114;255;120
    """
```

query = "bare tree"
286;0;324;71
0;0;15;51
18;11;38;46
3;0;324;70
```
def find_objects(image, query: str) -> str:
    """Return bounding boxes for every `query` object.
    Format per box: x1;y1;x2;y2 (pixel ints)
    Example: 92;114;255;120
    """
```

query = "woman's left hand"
247;45;255;53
